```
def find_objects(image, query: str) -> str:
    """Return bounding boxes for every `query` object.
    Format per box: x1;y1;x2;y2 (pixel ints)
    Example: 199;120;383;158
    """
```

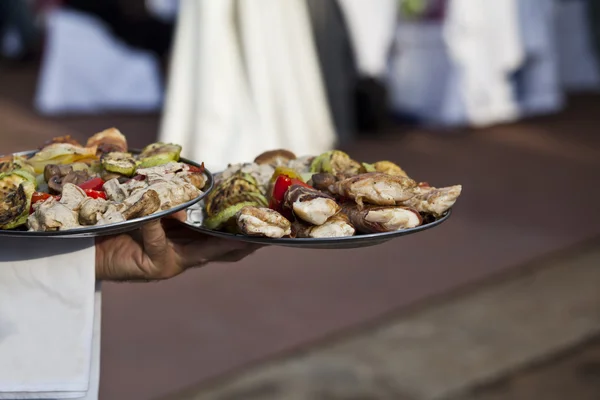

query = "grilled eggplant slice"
204;201;258;231
205;173;267;217
136;143;182;169
0;172;35;229
102;152;137;177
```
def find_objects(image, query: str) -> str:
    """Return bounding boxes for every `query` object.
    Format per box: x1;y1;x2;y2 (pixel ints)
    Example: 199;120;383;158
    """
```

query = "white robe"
158;0;336;172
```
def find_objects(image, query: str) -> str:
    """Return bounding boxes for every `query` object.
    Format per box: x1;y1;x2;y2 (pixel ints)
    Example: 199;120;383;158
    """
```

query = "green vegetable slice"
136;143;182;169
102;152;137;177
0;172;35;230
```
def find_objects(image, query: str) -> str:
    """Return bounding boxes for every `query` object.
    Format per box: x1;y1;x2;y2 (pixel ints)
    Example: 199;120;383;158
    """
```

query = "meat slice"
401;185;462;216
292;213;355;238
103;178;128;202
59;183;87;210
330;172;417;207
28;198;80;231
284;185;340;226
78;197;109;225
341;204;422;234
236;206;291;238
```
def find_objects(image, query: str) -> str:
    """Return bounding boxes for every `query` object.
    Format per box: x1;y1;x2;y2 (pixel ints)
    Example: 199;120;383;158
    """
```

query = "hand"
95;211;262;281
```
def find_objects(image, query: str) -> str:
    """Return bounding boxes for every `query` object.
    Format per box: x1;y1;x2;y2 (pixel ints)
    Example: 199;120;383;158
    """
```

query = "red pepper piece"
269;175;292;211
268;175;311;218
83;189;107;200
79;177;105;191
30;192;60;213
31;192;52;204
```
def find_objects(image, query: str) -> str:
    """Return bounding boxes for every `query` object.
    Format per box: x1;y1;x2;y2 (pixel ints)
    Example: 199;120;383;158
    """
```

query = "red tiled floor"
1;65;599;400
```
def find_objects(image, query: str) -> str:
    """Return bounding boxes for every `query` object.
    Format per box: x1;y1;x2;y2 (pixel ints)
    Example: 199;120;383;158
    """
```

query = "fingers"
141;219;169;260
139;219;183;279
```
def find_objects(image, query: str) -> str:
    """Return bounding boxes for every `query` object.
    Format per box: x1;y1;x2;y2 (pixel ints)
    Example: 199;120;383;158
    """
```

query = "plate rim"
184;208;452;247
0;148;214;238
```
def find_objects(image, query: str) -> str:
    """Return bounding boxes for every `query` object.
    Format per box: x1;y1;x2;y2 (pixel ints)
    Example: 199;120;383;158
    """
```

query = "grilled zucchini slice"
0;172;35;230
102;152;137;177
136;143;182;169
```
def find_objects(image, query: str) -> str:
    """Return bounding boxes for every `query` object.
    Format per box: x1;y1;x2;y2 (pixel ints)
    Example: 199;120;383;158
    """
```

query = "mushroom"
254;149;297;166
121;189;161;220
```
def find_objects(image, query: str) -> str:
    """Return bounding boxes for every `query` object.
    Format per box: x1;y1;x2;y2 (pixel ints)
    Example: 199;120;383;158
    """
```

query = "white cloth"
0;239;100;400
158;0;336;172
35;8;163;115
337;0;397;78
443;0;524;127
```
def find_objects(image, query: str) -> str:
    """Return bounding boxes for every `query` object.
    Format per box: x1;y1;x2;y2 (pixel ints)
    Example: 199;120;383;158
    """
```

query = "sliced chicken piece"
331;172;417;207
28;198;80;231
78;197;109;225
148;180;201;210
284;185;340;226
177;171;207;189
59;183;87;210
96;204;126;225
103;178;128;202
292;213;355;238
236;206;291;238
402;185;462;216
121;177;149;194
135;162;187;184
342;204;422;234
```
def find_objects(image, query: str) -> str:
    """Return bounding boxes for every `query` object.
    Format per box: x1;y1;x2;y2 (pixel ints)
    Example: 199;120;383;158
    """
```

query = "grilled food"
284;184;340;225
292;213;355;238
401;184;462;217
342;204;422;234
330;172;417;207
310;150;363;176
1;129;207;232
236;206;292;238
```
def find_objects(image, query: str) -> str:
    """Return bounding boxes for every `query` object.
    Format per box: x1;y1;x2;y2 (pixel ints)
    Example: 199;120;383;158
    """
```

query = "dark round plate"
184;203;452;249
0;149;214;238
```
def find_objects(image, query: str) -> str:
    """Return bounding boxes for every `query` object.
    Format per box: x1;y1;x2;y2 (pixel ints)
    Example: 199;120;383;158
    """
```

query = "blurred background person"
158;0;337;171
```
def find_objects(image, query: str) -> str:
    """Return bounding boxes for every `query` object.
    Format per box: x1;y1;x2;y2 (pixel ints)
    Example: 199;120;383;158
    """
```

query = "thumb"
140;219;169;262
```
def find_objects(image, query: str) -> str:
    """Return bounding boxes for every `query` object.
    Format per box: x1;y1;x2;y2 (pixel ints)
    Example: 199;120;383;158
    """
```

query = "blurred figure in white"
336;0;397;80
158;0;336;172
443;0;524;127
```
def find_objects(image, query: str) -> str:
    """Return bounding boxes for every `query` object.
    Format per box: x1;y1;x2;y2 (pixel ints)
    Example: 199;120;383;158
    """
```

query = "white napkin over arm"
0;238;100;400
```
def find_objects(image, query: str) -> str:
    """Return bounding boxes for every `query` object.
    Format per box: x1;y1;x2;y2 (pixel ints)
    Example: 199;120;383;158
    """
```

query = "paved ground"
1;64;600;399
159;239;600;400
